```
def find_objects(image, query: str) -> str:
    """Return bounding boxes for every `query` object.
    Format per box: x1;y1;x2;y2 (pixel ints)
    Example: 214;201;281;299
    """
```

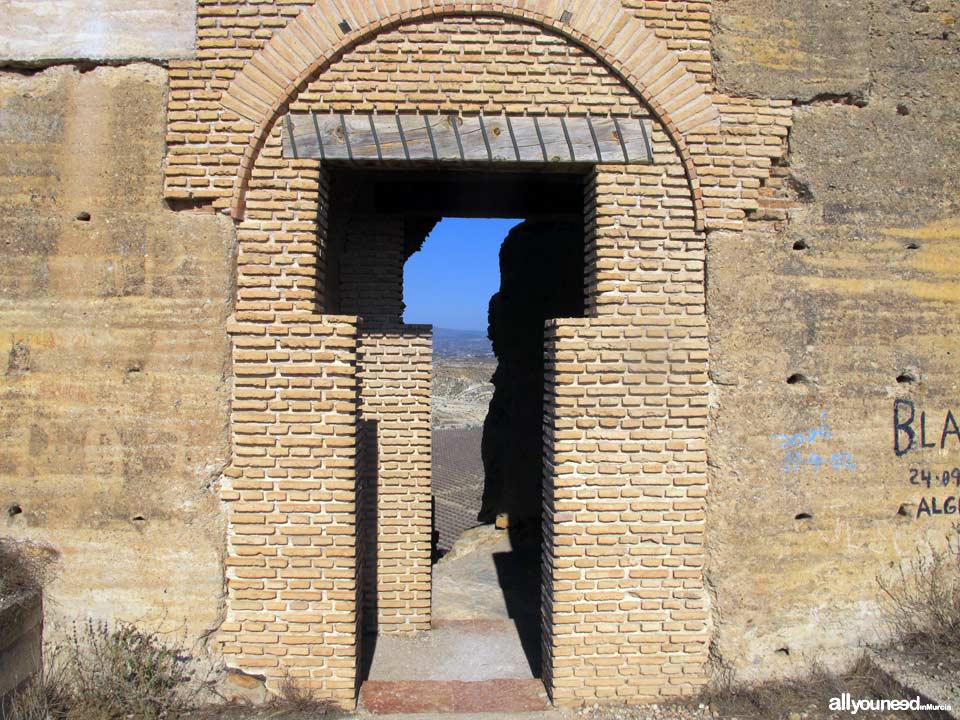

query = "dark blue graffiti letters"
916;496;959;518
894;400;960;456
908;467;960;488
907;467;960;519
894;399;916;456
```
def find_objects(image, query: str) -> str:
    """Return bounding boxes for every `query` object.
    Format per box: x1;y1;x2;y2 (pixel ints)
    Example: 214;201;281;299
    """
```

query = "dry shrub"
262;673;340;718
702;662;841;719
185;672;341;720
0;537;58;603
2;620;210;720
65;619;198;719
877;526;960;664
700;655;927;720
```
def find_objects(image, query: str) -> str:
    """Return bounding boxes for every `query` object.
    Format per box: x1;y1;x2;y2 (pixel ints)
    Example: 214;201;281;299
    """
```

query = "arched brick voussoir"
221;0;722;230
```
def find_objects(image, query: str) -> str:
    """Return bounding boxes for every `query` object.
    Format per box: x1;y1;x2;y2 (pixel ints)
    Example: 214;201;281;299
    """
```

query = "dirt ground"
432;359;496;429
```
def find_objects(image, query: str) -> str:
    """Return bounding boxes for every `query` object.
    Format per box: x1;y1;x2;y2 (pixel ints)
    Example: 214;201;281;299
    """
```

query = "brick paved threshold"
359;678;550;714
360;529;546;715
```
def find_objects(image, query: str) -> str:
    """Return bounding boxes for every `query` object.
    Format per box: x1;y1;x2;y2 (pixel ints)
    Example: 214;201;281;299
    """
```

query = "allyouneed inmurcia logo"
829;693;952;714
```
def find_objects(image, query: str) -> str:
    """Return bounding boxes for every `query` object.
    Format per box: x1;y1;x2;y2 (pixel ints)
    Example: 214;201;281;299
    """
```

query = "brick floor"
359;679;550;714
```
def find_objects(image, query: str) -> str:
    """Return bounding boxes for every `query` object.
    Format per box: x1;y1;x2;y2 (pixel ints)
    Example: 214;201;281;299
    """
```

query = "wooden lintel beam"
282;113;655;165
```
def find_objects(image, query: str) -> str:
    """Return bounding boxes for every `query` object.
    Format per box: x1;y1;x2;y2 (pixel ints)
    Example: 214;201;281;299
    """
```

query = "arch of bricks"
216;0;721;230
171;0;794;708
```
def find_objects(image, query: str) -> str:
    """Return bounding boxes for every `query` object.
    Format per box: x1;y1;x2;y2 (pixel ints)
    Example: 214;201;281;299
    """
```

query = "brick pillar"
222;156;363;702
357;328;433;633
340;215;433;633
541;165;710;705
220;316;360;702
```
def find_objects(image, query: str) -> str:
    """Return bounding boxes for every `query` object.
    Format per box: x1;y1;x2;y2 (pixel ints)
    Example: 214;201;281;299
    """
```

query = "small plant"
65;619;196;719
877;524;960;664
2;620;207;720
264;672;339;717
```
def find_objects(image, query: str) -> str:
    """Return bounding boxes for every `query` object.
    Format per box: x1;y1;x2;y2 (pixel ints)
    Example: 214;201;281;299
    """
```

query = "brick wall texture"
166;0;791;707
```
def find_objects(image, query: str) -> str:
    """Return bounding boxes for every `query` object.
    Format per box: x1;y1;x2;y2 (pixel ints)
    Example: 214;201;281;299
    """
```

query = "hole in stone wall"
560;10;573;23
338;19;351;33
897;103;911;116
786;373;808;385
794;512;813;520
896;504;912;518
775;647;791;656
896;372;916;384
75;211;91;222
132;515;146;522
792;239;809;250
7;504;22;517
905;242;920;250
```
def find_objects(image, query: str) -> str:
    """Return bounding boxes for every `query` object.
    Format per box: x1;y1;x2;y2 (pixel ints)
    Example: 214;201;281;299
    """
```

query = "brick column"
541;164;710;705
357;328;433;633
337;214;433;633
220;315;360;702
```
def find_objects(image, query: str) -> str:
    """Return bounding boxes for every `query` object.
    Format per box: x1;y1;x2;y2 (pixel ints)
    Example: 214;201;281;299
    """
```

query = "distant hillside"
433;327;494;359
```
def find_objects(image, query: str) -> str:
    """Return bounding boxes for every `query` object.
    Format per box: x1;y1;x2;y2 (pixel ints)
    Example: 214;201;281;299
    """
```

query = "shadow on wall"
479;220;585;532
358;418;379;686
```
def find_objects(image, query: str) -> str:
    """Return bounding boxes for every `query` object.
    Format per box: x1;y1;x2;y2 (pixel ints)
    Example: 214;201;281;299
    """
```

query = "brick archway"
219;0;720;229
198;3;758;707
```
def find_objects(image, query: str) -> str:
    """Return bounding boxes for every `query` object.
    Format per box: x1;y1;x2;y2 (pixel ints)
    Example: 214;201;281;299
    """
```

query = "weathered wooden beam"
282;113;655;164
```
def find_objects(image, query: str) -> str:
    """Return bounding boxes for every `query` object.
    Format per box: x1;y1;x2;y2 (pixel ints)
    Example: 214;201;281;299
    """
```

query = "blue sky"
403;217;522;331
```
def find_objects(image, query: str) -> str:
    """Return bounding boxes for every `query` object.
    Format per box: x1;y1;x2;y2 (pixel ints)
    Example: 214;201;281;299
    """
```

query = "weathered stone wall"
0;63;234;639
707;0;960;680
1;0;956;709
0;595;42;704
0;1;196;64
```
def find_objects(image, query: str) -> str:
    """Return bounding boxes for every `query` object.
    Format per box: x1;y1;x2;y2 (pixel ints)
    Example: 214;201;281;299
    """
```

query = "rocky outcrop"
479;221;584;530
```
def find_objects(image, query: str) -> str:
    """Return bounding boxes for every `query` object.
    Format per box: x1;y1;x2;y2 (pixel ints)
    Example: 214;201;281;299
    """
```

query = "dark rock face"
479;220;584;529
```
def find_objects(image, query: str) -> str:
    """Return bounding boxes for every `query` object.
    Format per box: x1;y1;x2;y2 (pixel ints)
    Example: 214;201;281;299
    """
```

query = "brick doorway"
322;168;587;694
213;8;712;707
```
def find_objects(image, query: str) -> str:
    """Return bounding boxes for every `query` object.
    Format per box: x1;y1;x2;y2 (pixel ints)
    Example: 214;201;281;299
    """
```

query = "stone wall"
0;1;196;64
0;595;42;704
0;0;956;710
0;63;234;639
707;0;960;679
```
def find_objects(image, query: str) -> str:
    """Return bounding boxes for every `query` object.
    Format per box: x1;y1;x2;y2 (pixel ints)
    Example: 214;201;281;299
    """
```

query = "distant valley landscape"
432;327;494;359
430;328;496;550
